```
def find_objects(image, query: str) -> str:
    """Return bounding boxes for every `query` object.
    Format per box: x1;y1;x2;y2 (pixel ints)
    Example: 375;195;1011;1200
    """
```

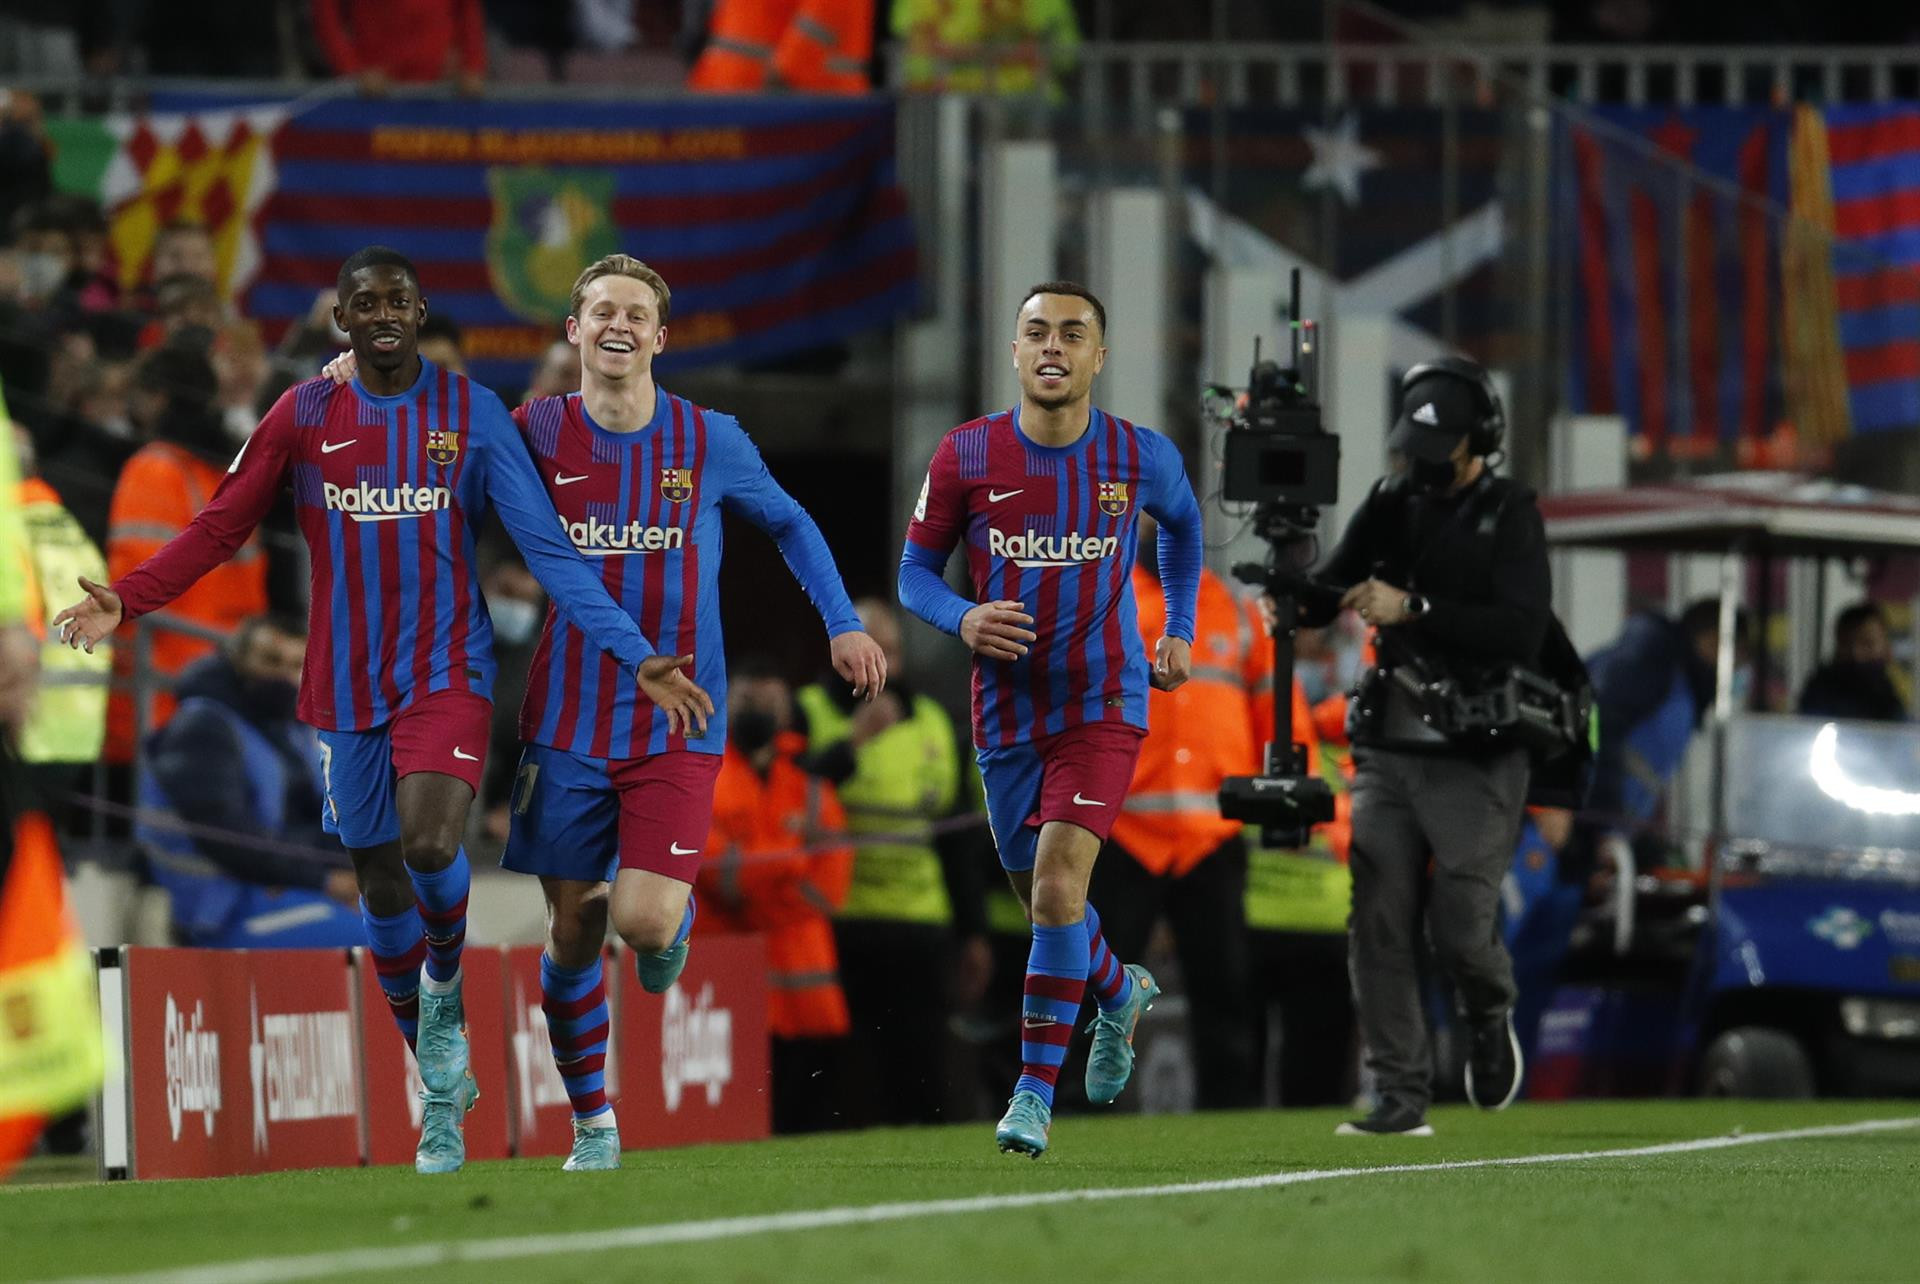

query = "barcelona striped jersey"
112;359;654;731
898;406;1203;749
513;390;862;759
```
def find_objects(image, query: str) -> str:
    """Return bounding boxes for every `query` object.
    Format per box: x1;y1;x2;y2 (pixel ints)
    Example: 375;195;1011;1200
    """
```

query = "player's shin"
1083;902;1135;1012
359;899;428;1051
409;848;471;990
1016;920;1090;1108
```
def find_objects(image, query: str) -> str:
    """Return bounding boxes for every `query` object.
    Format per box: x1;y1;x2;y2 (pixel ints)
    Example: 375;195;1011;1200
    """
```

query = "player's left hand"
830;630;888;700
1151;636;1191;691
1340;578;1411;627
321;350;357;384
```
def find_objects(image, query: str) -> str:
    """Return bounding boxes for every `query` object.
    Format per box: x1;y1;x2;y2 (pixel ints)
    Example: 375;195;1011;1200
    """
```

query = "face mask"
240;676;299;723
225;404;257;444
729;709;778;755
491;596;541;647
1408;455;1459;495
1729;664;1754;706
19;252;66;302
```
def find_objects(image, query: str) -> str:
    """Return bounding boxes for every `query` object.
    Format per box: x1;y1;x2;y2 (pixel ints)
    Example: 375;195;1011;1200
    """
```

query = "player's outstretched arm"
65;396;295;646
474;391;657;671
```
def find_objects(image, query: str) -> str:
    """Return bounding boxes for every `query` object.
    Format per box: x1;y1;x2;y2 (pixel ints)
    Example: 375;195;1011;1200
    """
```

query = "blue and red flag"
1820;105;1920;435
1563;107;1791;456
151;92;917;390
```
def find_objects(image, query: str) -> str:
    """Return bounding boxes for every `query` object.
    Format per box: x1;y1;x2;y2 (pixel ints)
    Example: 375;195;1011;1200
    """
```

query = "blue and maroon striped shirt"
898;406;1203;749
513;389;861;759
113;360;654;731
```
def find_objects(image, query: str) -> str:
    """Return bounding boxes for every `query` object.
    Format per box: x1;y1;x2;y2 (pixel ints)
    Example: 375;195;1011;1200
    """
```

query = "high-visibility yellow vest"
16;479;110;764
797;684;959;925
892;0;1080;100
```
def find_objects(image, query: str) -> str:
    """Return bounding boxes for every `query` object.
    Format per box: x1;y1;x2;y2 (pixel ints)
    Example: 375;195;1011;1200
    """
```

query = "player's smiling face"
568;274;666;385
1013;294;1105;410
335;265;424;377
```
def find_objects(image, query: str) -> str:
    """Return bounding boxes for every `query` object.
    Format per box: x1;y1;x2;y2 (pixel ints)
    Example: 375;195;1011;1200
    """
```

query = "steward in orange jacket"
697;666;854;1132
105;348;267;762
688;0;875;93
1088;549;1318;1109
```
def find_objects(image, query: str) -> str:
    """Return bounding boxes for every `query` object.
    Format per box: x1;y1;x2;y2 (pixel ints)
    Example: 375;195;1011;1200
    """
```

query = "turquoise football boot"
636;940;690;994
414;1069;478;1175
1085;963;1160;1105
562;1117;622;1172
995;1090;1052;1158
415;976;470;1097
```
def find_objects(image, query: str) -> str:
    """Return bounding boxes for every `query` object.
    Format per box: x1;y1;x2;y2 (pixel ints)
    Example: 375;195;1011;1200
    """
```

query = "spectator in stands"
311;0;487;96
796;597;989;1127
136;612;361;948
147;273;223;350
105;344;269;764
0;89;53;235
149;220;217;293
1798;602;1908;723
524;338;579;401
893;0;1080;99
417;313;468;375
27;333;136;547
688;0;873;92
697;656;854;1133
211;320;271;445
11;425;109;827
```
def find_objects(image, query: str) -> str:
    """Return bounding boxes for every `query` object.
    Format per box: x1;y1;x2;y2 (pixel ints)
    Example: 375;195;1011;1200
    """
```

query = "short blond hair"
569;254;671;323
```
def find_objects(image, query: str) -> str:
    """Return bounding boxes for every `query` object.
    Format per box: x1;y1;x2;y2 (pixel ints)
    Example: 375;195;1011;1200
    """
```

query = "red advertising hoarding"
616;933;770;1149
357;944;510;1167
121;947;361;1179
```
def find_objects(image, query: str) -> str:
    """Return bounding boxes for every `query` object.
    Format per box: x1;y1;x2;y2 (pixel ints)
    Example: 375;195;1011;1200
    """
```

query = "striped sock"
409;849;470;986
1083;902;1134;1013
1015;920;1089;1109
540;953;612;1122
360;899;426;1051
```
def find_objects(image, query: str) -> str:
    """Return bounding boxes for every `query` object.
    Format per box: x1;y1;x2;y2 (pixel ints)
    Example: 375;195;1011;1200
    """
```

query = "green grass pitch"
7;1101;1920;1283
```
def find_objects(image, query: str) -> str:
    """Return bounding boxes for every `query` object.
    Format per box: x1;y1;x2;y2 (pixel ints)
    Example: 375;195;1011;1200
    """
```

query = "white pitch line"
46;1117;1920;1284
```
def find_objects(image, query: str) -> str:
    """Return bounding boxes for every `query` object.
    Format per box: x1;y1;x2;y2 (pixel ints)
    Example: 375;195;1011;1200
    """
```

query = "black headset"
1400;355;1506;459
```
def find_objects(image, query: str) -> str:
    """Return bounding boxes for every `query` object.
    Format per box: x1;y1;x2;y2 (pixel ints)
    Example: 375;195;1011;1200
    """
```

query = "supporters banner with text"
138;92;918;390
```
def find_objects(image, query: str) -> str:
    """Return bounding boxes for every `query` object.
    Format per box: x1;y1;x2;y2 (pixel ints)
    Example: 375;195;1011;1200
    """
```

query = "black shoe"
1335;1103;1435;1137
1465;1009;1523;1110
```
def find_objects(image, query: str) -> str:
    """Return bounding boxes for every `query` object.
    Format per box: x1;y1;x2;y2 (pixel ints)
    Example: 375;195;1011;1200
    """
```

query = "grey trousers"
1347;746;1528;1114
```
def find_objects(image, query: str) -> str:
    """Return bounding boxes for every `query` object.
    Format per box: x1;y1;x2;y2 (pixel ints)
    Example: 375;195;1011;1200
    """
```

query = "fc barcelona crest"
660;467;694;503
1098;480;1130;517
426;427;460;466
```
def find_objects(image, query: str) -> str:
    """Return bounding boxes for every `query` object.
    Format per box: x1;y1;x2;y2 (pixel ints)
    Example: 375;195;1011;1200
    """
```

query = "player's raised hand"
1151;635;1191;691
830;629;888;700
638;654;716;737
321;350;357;384
960;600;1035;663
51;576;123;654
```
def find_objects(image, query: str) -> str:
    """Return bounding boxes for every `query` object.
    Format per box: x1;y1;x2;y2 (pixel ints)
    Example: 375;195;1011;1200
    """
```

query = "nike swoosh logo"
320;439;356;454
668;842;700;856
1071;793;1105;807
451;747;478;761
554;473;589;486
1022;1017;1056;1030
987;488;1023;503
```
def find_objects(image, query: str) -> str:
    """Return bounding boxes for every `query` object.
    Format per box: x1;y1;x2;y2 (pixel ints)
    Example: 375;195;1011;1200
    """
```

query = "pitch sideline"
48;1116;1920;1284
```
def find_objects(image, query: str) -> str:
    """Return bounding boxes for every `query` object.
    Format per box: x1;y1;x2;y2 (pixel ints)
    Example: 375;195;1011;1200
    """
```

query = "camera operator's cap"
1389;374;1476;462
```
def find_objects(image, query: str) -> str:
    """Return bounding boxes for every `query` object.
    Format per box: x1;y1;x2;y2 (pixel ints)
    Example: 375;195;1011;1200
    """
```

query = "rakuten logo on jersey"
988;527;1120;568
322;481;452;523
661;981;731;1111
164;993;222;1142
559;512;686;557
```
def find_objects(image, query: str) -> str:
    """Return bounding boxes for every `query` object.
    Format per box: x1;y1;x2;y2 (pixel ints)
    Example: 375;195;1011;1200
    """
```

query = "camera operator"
1301;357;1549;1138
